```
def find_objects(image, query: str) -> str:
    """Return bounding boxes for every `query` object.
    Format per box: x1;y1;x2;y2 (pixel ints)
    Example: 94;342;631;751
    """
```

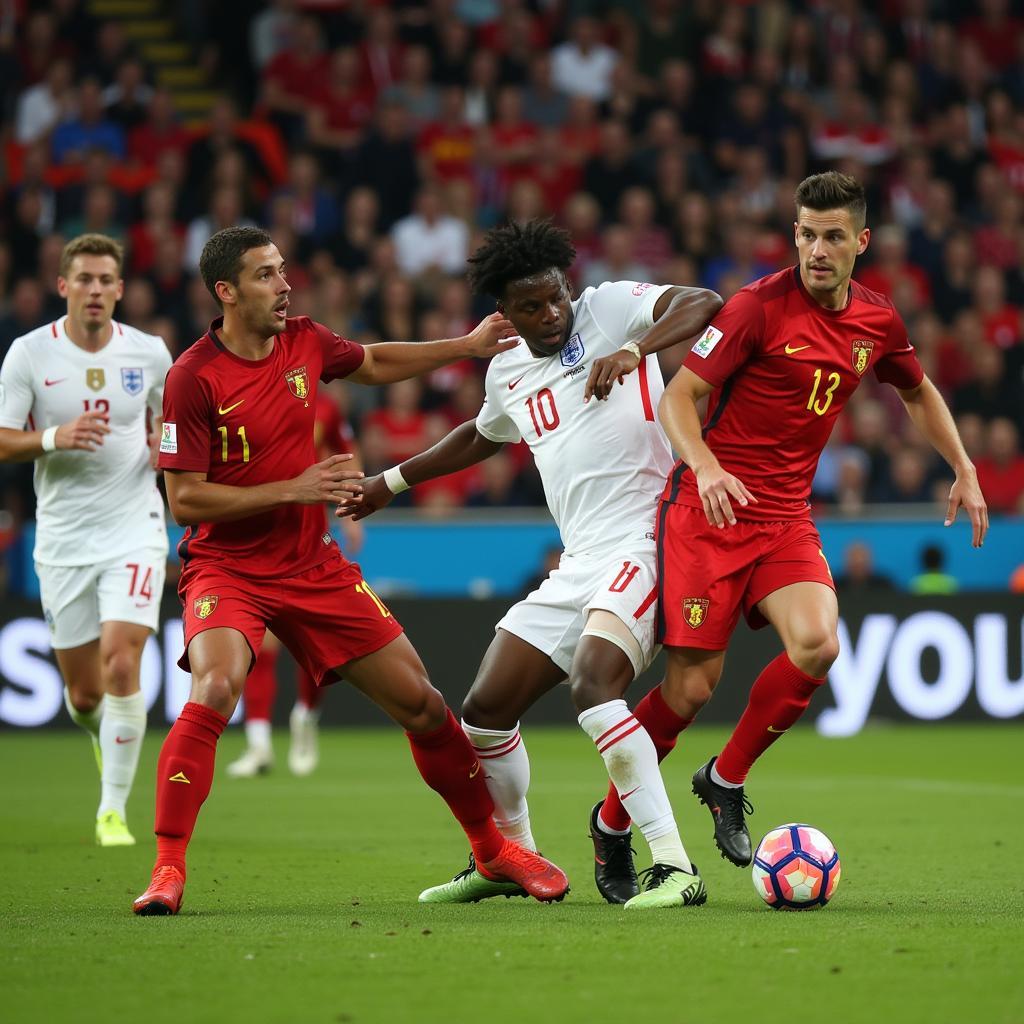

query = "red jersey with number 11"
663;267;924;521
158;316;364;582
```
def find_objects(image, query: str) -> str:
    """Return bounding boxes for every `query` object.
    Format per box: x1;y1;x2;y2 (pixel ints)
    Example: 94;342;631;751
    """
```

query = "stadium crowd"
1;0;1024;547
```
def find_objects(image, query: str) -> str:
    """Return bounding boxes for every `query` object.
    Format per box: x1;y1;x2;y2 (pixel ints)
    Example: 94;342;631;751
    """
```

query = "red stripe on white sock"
472;732;521;759
596;716;641;754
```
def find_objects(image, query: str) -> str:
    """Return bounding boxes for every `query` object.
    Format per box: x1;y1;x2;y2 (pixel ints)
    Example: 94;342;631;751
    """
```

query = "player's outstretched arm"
897;375;988;547
0;411;111;463
585;285;723;402
337;421;502;522
347;312;519;386
659;366;756;529
165;454;364;525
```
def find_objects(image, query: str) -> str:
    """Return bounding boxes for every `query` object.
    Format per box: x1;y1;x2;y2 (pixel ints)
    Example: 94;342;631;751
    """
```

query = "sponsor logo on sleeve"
560;333;585;367
691;326;723;359
121;367;144;395
159;422;177;454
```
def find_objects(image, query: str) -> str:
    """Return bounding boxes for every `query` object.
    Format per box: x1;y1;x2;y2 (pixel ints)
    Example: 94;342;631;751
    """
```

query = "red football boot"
478;841;570;903
133;865;185;916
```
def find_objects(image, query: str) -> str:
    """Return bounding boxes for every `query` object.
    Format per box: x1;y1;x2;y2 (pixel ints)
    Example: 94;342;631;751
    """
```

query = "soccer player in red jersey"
132;226;569;914
604;172;988;868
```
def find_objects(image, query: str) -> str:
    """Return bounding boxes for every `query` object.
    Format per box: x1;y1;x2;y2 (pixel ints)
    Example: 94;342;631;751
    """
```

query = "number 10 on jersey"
526;388;560;436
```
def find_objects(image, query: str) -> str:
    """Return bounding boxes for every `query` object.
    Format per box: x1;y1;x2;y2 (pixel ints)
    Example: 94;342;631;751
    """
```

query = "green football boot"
623;862;707;909
418;854;529;903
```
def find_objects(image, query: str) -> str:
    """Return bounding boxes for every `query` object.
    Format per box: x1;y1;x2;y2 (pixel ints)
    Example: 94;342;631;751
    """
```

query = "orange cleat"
479;841;570;903
132;865;185;916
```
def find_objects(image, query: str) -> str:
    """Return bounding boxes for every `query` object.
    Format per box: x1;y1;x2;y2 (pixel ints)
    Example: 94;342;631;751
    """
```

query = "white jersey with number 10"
476;280;674;557
0;317;171;567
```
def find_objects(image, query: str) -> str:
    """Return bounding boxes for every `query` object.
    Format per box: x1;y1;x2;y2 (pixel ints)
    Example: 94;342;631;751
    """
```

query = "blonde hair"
59;234;124;278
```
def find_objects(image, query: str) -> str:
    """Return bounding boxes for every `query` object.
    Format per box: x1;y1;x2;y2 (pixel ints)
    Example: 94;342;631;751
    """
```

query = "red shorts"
179;554;404;685
656;502;835;650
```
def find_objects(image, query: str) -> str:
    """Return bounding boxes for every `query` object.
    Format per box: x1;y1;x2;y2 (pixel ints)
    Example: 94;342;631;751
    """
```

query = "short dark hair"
60;233;124;277
794;172;867;230
467;220;576;300
200;226;274;307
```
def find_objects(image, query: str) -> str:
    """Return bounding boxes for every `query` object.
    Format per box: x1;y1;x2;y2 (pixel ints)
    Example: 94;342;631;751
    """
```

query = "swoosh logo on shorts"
218;399;244;415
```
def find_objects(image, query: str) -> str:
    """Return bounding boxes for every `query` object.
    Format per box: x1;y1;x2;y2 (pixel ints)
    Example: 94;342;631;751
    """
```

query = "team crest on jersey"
121;367;144;396
560;333;585;367
285;366;310;400
193;594;218;619
682;597;710;629
86;368;105;391
852;339;874;375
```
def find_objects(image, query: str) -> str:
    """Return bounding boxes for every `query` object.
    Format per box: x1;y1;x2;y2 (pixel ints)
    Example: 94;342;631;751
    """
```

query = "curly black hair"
467;220;576;300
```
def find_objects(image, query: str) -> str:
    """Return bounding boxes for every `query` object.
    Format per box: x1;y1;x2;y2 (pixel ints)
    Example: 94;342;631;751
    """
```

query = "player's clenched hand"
695;462;757;528
584;349;641;403
945;470;988;548
290;453;363;505
336;472;392;522
55;410;110;451
463;312;519;359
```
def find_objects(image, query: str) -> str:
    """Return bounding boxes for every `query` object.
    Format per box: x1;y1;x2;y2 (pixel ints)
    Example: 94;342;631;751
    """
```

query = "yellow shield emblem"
852;340;874;376
285;366;310;400
683;598;710;628
86;368;105;392
193;595;218;620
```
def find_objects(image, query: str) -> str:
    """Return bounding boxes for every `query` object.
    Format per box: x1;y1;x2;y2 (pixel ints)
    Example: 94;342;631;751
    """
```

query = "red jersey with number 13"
158;316;364;582
663;266;924;521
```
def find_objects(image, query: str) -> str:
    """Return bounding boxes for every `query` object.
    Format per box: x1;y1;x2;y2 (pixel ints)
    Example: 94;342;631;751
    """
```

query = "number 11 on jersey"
217;424;250;462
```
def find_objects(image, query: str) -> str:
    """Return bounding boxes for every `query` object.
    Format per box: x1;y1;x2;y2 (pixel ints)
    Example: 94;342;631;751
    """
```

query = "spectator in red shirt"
128;88;191;167
973;264;1021;349
260;15;330;142
306;46;375;171
359;5;404;99
856;224;932;307
961;0;1023;73
418;85;475;183
491;85;539;184
362;378;432;472
975;417;1024;513
128;182;184;275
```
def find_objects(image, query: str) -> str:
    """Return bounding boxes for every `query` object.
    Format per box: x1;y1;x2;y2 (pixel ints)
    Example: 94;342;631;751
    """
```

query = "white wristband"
41;426;58;452
383;465;410;494
619;341;642;361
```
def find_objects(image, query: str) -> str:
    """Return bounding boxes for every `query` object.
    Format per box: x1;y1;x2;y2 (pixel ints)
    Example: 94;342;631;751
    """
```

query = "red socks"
715;653;824;785
296;668;323;710
406;707;504;863
599;685;692;832
243;648;278;721
154;701;228;875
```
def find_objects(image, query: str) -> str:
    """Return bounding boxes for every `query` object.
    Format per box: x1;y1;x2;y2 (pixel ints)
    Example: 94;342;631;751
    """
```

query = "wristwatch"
619;341;642;362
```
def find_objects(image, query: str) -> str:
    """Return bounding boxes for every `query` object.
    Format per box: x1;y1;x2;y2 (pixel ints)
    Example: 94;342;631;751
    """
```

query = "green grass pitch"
2;723;1022;1024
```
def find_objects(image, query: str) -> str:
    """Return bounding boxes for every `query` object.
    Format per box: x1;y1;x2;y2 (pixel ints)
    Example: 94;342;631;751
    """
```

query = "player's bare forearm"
165;455;363;525
404;422;502;484
897;377;973;474
0;427;47;462
347;312;517;385
658;368;718;473
641;286;724;357
898;375;988;546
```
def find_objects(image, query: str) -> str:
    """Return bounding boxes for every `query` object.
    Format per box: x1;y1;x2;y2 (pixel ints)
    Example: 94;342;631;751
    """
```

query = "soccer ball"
751;824;841;911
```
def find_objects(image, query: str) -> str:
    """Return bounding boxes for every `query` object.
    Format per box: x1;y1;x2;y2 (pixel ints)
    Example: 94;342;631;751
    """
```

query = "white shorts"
496;543;659;678
37;546;167;650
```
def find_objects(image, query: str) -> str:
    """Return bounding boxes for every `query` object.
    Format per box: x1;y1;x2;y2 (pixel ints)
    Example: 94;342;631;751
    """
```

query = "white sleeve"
147;339;173;417
475;367;521;444
0;340;37;430
587;281;673;345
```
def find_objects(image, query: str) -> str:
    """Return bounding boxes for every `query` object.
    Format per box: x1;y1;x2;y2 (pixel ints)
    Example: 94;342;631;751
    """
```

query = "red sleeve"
682;289;764;388
313;322;365;381
158;365;212;472
873;309;925;391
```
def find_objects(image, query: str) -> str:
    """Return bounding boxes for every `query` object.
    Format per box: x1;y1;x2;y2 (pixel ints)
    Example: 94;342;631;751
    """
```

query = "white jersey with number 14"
0;317;171;567
477;280;674;557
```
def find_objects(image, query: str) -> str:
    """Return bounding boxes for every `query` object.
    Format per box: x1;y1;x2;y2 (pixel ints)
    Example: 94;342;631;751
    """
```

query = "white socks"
461;719;537;852
245;718;272;752
711;761;743;789
578;699;692;872
98;691;147;818
64;688;104;737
